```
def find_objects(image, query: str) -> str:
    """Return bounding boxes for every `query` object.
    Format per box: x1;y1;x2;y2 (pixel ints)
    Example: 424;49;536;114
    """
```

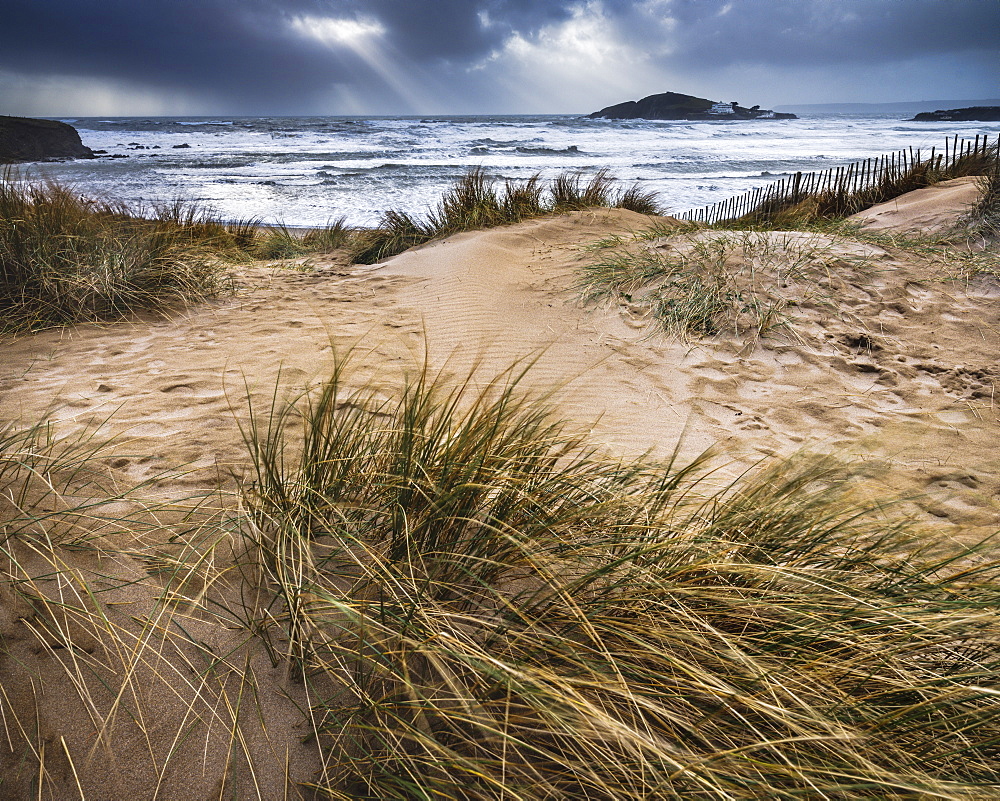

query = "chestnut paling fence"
678;133;1000;225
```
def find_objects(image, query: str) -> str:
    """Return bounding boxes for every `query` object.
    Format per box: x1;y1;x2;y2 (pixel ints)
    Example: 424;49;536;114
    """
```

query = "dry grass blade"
238;355;1000;799
0;411;323;799
0;418;137;545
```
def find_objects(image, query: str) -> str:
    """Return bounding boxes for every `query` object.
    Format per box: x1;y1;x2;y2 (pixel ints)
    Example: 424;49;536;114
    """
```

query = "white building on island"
708;102;736;115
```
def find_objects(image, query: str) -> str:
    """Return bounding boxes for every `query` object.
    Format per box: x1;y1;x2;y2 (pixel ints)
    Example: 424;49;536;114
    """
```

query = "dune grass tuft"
0;175;235;331
0;172;359;331
237;356;1000;799
963;168;1000;242
253;218;352;260
710;210;1000;285
581;216;1000;344
4;355;1000;797
576;229;854;341
351;168;663;264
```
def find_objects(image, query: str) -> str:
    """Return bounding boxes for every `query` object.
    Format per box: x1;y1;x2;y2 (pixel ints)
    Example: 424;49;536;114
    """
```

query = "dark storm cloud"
326;0;574;60
0;0;339;106
0;0;574;109
0;0;996;112
617;0;1000;69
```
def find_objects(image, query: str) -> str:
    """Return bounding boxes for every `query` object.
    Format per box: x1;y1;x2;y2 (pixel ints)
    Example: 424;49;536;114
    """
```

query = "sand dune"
3;200;997;537
1;185;998;797
848;175;982;233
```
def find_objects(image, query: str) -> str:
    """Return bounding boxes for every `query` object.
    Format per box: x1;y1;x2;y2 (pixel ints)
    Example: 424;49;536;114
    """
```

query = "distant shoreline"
775;98;1000;114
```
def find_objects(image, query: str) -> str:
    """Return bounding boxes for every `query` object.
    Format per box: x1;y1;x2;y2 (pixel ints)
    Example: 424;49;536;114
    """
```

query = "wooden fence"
678;133;1000;225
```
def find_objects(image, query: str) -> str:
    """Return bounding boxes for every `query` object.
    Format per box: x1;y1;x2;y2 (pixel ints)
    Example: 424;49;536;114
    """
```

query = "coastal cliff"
590;91;796;121
911;106;1000;122
0;116;95;163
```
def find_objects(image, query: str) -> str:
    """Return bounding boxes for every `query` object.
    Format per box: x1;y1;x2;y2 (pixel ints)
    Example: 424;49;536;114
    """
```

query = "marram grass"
0;171;352;331
964;168;1000;242
577;229;849;341
0;175;233;331
704;140;1000;229
351;168;662;264
238;356;1000;799
579;219;1000;344
4;360;1000;797
1;167;661;329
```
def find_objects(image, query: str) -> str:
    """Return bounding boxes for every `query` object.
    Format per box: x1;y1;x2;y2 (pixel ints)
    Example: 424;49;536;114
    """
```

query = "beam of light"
473;2;669;112
289;15;386;47
289;14;440;113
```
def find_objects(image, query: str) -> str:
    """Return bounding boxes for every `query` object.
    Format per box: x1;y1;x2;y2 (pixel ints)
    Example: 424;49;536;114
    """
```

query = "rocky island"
589;91;796;121
0;116;95;163
910;106;1000;122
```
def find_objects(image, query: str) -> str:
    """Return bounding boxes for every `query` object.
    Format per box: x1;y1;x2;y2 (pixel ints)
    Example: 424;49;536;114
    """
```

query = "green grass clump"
239;357;1000;799
0;175;235;331
352;168;662;264
577;230;840;340
351;209;435;265
0;172;361;331
253;218;352;260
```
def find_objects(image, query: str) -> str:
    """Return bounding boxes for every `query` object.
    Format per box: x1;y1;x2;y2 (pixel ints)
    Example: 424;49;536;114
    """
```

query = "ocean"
32;113;1000;228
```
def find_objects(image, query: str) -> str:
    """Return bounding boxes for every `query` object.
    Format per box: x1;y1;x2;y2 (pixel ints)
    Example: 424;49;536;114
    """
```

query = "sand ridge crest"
848;175;983;233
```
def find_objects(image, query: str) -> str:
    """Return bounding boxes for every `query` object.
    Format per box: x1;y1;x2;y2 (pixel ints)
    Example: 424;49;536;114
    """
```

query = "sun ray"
289;15;438;113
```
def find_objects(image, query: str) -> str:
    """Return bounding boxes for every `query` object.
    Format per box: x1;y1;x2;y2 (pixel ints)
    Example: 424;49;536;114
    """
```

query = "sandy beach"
1;176;998;798
4;177;997;532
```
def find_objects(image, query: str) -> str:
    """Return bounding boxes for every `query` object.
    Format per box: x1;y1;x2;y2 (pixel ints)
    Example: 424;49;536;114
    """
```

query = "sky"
1;0;997;116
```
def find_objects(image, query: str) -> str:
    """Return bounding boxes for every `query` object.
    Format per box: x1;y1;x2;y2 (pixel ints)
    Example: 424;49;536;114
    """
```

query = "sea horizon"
23;111;1000;227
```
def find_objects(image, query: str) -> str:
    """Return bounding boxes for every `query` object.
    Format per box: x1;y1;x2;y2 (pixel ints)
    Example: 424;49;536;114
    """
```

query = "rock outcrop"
0;116;95;163
910;106;1000;122
589;91;797;121
590;91;713;120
